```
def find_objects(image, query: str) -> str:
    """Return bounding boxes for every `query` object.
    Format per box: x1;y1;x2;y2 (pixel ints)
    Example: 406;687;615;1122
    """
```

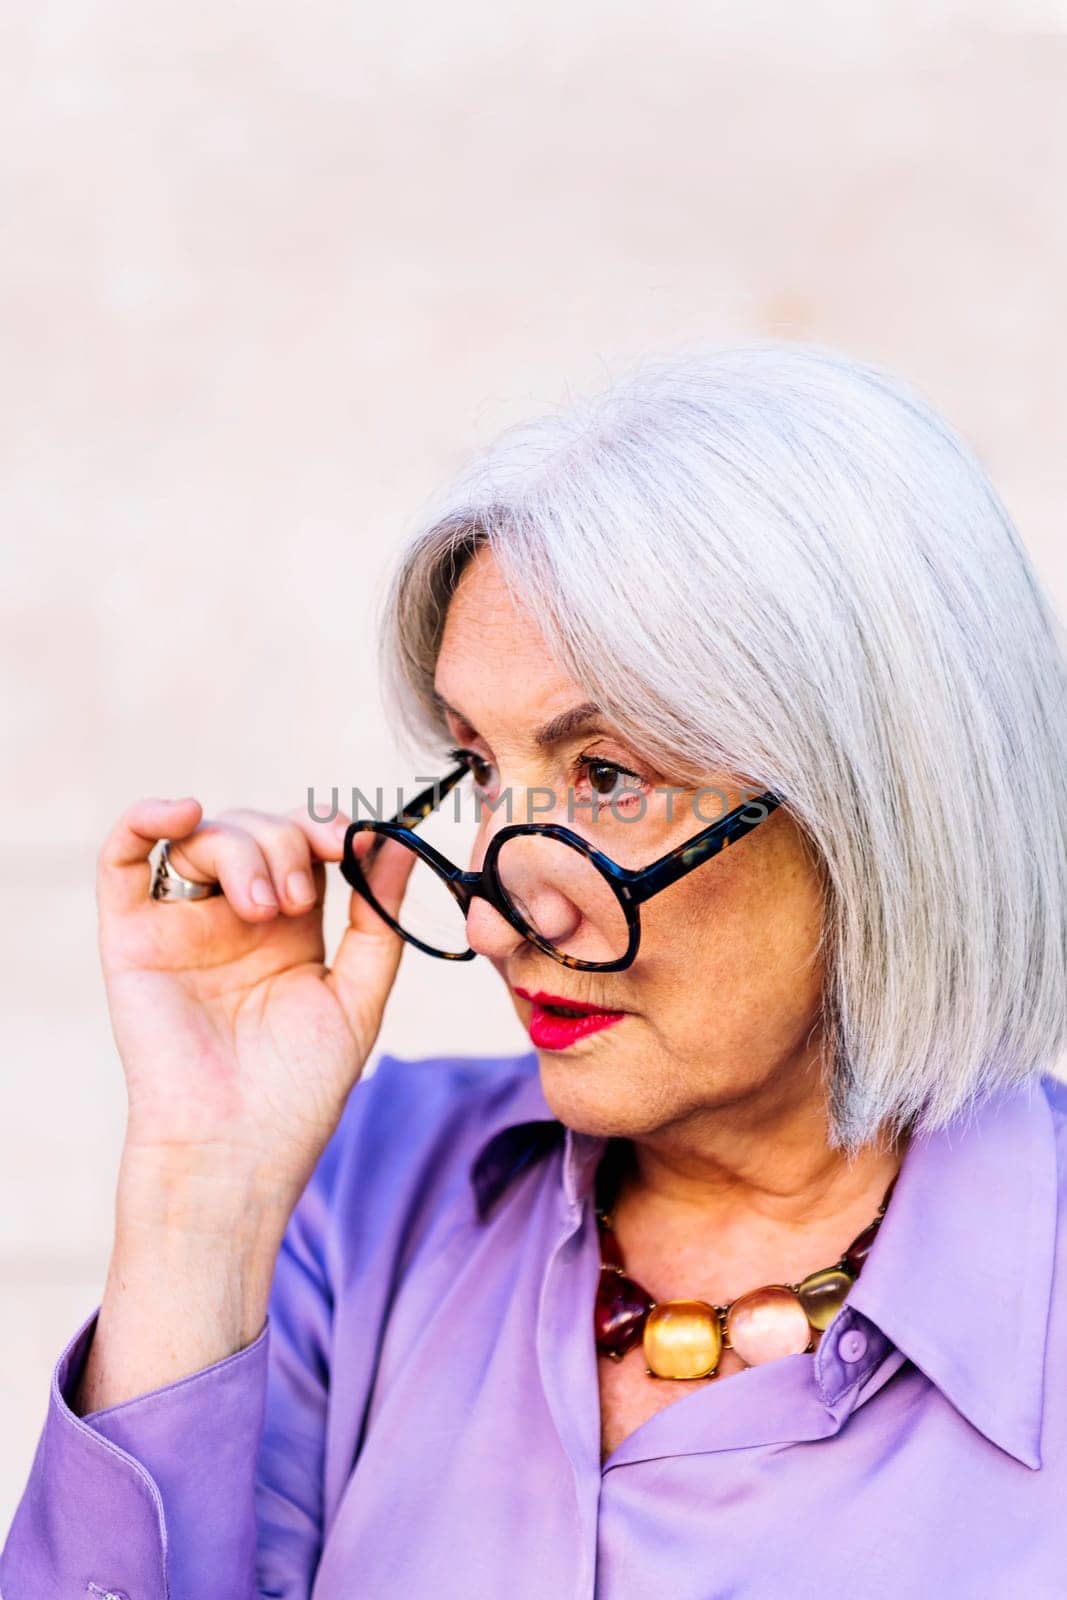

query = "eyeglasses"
340;758;782;973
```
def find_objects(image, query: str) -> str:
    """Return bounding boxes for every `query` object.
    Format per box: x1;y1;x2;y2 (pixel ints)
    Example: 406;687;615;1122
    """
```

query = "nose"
463;811;527;962
463;812;590;962
497;863;583;950
464;894;527;961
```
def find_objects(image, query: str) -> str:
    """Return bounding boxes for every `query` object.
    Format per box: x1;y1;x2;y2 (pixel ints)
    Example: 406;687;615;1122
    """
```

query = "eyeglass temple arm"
625;792;783;906
359;760;471;865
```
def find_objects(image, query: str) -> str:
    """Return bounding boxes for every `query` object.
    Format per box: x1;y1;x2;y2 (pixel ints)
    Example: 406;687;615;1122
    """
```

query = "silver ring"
150;839;224;902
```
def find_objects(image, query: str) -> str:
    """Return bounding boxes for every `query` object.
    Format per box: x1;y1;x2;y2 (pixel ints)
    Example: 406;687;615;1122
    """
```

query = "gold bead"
643;1299;722;1379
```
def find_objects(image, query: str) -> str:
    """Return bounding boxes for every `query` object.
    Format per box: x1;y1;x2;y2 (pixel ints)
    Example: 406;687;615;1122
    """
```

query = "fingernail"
251;875;277;906
287;869;314;904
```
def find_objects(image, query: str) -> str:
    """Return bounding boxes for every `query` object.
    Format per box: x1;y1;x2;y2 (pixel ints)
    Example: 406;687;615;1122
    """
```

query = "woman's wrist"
115;1134;304;1239
70;1153;294;1417
72;1221;281;1417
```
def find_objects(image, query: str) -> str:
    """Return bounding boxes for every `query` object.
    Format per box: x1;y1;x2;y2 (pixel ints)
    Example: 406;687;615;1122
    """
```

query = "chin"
534;1046;648;1139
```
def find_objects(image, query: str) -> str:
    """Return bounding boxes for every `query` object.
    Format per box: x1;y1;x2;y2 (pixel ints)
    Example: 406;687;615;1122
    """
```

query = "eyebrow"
434;694;608;750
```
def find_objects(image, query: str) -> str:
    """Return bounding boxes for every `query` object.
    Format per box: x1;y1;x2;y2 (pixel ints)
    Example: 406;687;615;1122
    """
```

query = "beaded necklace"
593;1139;897;1380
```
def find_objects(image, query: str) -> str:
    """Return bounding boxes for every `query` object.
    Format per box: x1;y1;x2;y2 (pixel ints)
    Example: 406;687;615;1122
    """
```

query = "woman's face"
434;546;828;1142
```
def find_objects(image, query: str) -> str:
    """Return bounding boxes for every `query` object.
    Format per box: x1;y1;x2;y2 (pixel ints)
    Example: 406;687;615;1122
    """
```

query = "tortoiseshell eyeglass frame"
340;757;782;973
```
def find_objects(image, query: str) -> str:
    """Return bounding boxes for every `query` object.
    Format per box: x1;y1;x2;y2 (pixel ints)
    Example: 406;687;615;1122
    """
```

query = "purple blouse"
3;1049;1066;1599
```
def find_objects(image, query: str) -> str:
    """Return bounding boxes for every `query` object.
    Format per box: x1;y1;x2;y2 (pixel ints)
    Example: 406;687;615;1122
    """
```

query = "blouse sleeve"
0;1061;366;1600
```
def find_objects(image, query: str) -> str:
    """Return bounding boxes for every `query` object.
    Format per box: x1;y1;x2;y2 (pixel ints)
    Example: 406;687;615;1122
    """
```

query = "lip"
512;986;627;1051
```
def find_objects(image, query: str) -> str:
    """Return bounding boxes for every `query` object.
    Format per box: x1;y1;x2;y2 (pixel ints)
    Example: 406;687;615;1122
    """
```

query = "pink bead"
725;1285;812;1365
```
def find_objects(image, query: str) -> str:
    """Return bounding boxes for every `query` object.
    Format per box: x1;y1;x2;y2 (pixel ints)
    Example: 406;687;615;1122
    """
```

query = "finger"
281;806;389;914
284;801;356;865
334;828;416;934
355;833;420;922
97;796;205;918
214;807;336;916
159;819;292;921
326;836;420;1038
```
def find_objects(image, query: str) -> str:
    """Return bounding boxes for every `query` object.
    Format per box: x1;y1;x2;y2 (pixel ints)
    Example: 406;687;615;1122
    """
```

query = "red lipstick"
512;987;627;1051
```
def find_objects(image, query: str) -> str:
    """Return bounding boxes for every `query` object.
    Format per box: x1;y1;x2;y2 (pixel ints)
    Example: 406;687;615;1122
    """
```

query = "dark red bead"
843;1219;881;1276
595;1266;653;1358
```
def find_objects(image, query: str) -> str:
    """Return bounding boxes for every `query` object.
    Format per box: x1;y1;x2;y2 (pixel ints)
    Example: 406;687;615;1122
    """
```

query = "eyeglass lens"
375;789;629;962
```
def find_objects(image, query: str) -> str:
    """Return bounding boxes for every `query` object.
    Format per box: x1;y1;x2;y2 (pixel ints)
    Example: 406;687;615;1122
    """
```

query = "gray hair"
377;340;1067;1155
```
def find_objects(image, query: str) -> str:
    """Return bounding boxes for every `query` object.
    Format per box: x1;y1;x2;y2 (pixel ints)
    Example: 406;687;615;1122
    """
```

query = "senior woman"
3;344;1066;1599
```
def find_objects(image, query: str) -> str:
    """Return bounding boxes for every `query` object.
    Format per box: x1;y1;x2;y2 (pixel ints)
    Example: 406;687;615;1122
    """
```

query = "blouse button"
838;1327;869;1363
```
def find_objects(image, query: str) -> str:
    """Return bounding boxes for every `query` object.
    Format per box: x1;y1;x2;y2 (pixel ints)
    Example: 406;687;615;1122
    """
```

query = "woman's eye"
580;757;644;802
447;746;494;791
587;761;620;795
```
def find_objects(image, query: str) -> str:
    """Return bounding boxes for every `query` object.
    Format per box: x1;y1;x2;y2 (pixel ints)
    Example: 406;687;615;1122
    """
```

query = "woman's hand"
96;795;416;1220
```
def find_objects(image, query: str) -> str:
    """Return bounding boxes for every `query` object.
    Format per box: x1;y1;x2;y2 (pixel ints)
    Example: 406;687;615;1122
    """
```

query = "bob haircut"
378;341;1067;1157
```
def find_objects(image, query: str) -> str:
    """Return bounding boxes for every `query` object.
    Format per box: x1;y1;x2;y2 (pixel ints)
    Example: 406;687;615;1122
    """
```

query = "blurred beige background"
3;0;1066;1525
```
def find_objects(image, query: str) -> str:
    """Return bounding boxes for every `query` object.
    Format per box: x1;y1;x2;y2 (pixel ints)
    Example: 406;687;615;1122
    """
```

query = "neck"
611;1065;909;1247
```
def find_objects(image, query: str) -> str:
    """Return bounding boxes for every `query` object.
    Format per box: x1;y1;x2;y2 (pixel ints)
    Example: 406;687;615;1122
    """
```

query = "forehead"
434;548;582;730
438;547;543;655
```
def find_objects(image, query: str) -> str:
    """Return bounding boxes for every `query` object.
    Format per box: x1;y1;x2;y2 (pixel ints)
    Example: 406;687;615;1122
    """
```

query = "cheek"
630;847;825;1011
634;846;755;965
